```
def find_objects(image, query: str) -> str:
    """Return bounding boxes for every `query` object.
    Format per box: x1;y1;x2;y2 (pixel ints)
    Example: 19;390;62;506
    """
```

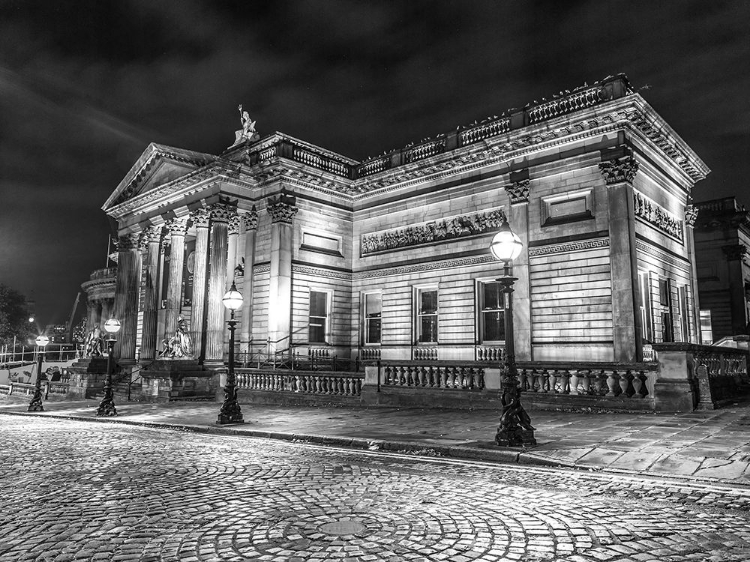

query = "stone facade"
102;74;708;374
693;197;750;341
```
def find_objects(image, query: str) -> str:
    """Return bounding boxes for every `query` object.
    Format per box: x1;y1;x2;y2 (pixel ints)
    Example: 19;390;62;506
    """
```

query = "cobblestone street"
1;415;749;562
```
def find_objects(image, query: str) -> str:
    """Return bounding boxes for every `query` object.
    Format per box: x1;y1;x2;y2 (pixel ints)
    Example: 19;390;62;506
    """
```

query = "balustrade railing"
380;363;485;391
475;346;505;362
359;347;381;361
527;86;607;124
459;118;511;146
517;363;657;399
693;345;748;407
404;139;446;163
236;371;362;396
358;157;389;177
412;347;438;361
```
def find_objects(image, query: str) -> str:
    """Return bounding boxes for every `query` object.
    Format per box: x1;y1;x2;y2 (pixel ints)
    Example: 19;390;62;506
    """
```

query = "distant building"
693;197;750;342
80;267;117;336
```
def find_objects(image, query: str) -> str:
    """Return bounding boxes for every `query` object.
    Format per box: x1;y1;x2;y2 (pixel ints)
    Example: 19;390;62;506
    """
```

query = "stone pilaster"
139;226;163;361
163;218;188;342
190;208;210;360
684;203;700;342
267;194;297;353
599;153;640;362
205;203;236;362
723;244;748;335
226;215;241;325
504;180;532;361
240;207;258;353
112;232;142;361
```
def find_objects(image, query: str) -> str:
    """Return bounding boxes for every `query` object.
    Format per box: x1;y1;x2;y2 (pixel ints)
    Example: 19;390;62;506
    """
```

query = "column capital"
228;214;241;235
722;244;747;261
165;217;189;237
267;193;298;224
139;225;163;251
117;233;140;251
208;202;237;224
190;207;211;229
242;206;259;231
685;204;699;227
505;179;530;204
599;154;639;185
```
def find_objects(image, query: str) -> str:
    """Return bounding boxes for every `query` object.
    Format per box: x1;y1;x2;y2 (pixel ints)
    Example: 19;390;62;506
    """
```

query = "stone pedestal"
139;360;216;402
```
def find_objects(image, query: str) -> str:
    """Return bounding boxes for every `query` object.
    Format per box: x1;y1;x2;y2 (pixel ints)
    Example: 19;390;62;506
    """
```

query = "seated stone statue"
85;327;104;357
159;317;193;359
232;104;260;145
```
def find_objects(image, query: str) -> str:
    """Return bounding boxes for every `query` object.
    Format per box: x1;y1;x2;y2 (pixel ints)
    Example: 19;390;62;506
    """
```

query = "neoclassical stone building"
102;75;708;382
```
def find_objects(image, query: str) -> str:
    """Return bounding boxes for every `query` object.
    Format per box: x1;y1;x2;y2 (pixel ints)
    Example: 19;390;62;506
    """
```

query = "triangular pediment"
103;143;216;212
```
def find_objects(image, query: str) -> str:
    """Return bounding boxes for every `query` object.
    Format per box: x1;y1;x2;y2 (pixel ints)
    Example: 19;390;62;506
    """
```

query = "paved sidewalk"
2;395;750;486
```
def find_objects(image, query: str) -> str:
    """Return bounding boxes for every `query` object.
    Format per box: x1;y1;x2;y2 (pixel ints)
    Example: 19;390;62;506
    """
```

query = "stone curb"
6;410;750;489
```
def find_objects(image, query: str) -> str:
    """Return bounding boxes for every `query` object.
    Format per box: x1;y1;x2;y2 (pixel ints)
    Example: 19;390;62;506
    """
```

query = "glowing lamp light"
103;318;122;335
222;282;244;311
489;222;523;263
35;335;50;347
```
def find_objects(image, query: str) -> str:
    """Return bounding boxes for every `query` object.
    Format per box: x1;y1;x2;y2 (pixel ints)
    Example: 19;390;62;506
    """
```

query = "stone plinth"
140;360;217;402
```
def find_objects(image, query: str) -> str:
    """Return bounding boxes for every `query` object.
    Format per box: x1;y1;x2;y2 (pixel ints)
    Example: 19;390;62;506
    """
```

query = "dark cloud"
1;0;748;326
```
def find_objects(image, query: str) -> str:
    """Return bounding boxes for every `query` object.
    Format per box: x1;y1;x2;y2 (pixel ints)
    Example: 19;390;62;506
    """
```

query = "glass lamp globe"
223;282;244;311
35;335;50;347
104;318;122;335
489;222;523;262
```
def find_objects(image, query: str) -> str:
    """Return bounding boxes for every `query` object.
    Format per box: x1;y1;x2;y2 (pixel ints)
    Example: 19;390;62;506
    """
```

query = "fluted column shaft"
240;207;258;353
267;194;298;354
225;215;240;323
190;208;210;360
164;219;188;341
140;226;163;361
86;301;98;334
205;203;236;361
113;233;142;361
505;179;532;361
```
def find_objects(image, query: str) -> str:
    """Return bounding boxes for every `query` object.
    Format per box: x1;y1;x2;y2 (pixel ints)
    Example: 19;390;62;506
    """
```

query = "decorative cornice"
353;255;496;280
722;244;747;261
242;206;259;231
599;154;639;185
361;207;506;256
267;193;298;224
292;264;352;280
228;214;241;235
635;239;691;272
528;238;609;257
165;218;189;237
505;179;530;204
190;207;211;229
633;190;683;243
684;204;698;227
208;202;237;224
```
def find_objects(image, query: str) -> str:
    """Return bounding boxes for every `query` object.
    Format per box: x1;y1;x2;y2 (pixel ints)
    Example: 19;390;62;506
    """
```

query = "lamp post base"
97;389;117;417
495;426;536;447
495;392;536;447
27;390;44;412
217;390;244;425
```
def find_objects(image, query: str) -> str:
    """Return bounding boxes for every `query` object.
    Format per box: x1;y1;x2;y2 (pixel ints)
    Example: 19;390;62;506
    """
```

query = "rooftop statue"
232;104;260;146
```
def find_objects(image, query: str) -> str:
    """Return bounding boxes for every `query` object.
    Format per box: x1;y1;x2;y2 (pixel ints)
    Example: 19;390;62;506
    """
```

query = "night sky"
1;0;748;328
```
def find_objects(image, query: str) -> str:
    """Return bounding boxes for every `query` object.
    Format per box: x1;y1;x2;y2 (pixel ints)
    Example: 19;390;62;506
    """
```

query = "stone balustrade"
359;347;381;361
379;363;486;391
236;371;363;397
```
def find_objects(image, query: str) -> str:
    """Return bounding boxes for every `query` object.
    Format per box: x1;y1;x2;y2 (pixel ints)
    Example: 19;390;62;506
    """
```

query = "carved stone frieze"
208;202;237;224
267;193;298;224
361;208;507;256
190;207;211;229
528;238;609;257
165;218;189;237
242;206;259;231
354;254;496;280
505;179;530;204
635;240;691;272
633;190;683;242
722;244;747;261
599;154;639;185
684;204;698;227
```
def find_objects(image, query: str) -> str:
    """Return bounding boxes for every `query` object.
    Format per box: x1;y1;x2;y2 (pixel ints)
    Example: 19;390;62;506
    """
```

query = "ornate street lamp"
28;335;49;412
97;318;121;417
217;282;244;424
490;220;536;447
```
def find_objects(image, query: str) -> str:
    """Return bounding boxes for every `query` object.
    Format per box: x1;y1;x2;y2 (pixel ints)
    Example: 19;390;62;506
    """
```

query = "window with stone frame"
678;285;690;343
309;290;329;344
659;278;674;343
363;292;382;345
638;271;654;343
479;280;505;342
415;287;438;343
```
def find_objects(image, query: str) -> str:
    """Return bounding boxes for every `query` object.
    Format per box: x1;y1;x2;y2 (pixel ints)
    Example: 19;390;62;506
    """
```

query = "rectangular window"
638;272;653;343
309;291;328;343
700;310;713;345
416;287;438;343
659;278;673;342
364;293;382;344
480;281;505;342
678;286;690;343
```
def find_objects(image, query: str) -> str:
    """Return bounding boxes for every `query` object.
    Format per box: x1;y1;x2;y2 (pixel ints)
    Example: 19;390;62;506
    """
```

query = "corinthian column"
225;215;241;323
163;218;188;342
190;208;211;360
504;178;531;361
267;193;298;354
112;233;142;361
599;152;640;362
240;207;258;353
140;226;163;361
205;203;236;362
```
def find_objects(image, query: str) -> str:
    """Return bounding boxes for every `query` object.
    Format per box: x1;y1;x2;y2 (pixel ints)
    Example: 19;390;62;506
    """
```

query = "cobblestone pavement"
2;415;750;562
